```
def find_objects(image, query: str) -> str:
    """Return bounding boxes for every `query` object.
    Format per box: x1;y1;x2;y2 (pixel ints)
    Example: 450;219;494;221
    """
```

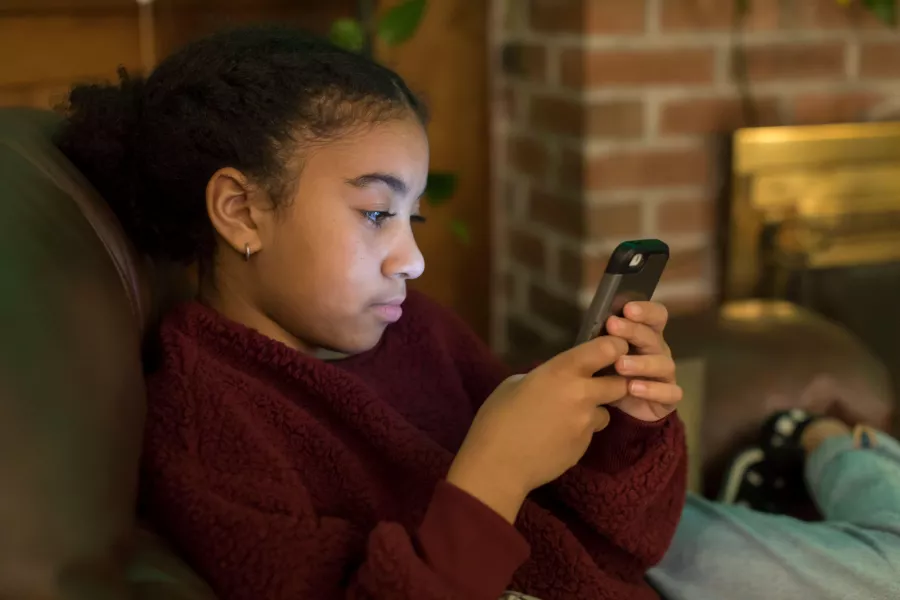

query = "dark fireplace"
721;121;900;427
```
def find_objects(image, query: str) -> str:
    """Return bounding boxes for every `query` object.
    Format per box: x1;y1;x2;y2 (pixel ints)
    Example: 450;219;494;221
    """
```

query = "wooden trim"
0;15;141;87
138;1;157;71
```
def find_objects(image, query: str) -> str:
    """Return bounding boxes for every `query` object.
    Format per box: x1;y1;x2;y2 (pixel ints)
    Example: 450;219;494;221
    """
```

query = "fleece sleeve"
542;409;686;583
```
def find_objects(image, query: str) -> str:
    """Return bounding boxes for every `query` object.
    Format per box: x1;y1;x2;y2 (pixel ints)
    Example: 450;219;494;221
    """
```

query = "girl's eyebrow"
345;173;408;196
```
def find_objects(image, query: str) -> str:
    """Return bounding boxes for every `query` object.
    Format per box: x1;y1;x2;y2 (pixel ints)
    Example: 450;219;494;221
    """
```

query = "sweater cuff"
416;480;530;599
582;407;676;475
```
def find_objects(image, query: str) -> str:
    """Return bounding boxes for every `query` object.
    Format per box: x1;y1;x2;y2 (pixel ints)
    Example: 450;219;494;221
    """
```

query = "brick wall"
489;0;900;358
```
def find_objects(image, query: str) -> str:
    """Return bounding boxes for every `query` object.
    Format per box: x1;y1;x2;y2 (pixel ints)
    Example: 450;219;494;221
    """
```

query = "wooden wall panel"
0;0;325;12
0;81;74;110
390;1;492;338
0;6;140;110
0;15;140;87
0;0;133;12
153;0;352;56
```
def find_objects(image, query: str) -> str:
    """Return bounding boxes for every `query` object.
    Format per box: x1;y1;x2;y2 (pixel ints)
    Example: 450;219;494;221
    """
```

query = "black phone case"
575;239;669;345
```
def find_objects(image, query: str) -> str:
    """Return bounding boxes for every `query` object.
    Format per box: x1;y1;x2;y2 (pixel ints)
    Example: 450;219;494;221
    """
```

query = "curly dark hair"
55;25;428;263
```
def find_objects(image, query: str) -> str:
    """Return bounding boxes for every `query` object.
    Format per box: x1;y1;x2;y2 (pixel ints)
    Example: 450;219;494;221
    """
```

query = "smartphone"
575;239;669;345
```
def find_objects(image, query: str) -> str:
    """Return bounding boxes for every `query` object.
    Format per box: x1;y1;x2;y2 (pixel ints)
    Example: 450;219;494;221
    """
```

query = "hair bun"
56;67;156;256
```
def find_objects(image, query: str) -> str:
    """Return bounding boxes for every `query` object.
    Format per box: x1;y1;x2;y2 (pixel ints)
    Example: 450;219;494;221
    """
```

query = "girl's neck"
198;269;317;356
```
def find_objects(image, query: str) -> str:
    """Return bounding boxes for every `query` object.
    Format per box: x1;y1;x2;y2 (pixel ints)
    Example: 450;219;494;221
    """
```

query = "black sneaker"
760;409;817;461
718;410;819;515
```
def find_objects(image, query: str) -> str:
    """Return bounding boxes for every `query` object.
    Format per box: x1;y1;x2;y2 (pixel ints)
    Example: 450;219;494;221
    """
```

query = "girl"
56;26;686;600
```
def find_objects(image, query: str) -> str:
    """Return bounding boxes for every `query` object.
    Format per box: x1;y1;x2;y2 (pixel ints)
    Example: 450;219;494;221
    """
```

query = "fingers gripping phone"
575;239;669;346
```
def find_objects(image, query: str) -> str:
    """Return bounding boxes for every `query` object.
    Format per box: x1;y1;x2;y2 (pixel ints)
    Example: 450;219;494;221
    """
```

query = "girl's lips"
372;301;404;323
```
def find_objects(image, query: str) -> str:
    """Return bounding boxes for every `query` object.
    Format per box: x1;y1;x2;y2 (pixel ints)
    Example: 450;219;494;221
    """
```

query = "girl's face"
208;116;430;354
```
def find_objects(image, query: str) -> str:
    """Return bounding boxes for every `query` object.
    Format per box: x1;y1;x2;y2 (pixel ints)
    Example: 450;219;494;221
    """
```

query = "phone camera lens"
629;254;643;267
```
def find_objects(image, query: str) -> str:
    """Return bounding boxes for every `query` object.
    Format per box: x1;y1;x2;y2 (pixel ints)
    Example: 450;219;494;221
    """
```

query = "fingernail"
628;304;642;316
620;357;634;371
860;430;873;448
854;426;878;449
631;381;647;395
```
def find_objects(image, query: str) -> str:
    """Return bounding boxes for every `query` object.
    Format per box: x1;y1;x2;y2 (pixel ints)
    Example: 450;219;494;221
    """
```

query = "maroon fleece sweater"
140;291;686;600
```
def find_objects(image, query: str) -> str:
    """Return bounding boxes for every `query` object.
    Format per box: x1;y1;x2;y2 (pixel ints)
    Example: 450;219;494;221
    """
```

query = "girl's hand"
447;336;630;523
605;301;682;422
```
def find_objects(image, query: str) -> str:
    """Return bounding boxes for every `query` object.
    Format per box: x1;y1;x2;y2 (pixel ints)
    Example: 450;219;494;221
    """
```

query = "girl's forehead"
297;120;429;178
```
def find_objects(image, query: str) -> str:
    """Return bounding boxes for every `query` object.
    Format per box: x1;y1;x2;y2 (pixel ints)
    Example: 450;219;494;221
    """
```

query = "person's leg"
649;422;900;600
806;424;900;529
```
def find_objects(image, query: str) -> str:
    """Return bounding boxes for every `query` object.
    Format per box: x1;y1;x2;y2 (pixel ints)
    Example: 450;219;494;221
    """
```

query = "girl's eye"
361;211;427;227
361;211;395;226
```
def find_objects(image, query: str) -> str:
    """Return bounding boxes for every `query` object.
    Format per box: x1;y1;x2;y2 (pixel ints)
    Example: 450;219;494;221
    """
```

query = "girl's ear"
206;167;266;255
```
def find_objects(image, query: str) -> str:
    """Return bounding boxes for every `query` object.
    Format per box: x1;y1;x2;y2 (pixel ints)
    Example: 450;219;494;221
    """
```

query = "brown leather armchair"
0;108;212;599
0;107;894;598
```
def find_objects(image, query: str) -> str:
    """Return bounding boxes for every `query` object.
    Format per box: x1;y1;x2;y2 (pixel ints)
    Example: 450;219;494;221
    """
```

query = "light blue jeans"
648;431;900;600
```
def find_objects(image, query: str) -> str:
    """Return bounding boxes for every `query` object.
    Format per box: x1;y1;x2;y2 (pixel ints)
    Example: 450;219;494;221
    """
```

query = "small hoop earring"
244;243;252;261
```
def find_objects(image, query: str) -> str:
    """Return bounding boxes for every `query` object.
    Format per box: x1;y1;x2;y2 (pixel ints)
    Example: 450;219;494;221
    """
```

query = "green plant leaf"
862;0;897;25
424;171;457;206
449;218;470;245
377;0;427;46
329;18;366;52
